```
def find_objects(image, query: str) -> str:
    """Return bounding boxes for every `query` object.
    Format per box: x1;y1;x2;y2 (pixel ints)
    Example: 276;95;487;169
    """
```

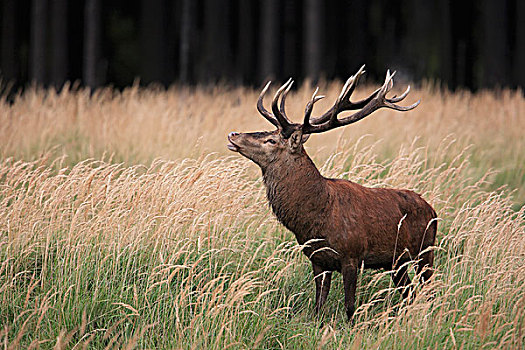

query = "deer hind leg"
416;250;434;283
312;263;332;314
391;263;413;299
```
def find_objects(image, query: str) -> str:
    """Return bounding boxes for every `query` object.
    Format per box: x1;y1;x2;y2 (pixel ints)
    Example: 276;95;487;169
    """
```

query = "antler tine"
338;73;356;102
342;64;366;101
326;65;369;126
376;70;419;110
309;64;380;125
257;81;280;128
303;87;325;127
271;78;294;129
370;70;395;104
279;79;294;122
302;68;420;134
385;97;421;111
374;70;420;111
328;72;360;124
380;69;394;95
388;85;410;103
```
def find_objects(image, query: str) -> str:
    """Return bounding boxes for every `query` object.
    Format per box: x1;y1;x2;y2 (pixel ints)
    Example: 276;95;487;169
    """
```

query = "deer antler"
256;79;295;136
302;67;420;134
256;65;419;138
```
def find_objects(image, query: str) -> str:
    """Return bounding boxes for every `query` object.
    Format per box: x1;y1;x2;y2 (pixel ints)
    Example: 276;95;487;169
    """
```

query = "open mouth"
227;135;240;152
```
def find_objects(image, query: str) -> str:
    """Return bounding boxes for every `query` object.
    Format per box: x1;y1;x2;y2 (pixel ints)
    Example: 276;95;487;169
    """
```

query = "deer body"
228;66;437;320
264;149;436;272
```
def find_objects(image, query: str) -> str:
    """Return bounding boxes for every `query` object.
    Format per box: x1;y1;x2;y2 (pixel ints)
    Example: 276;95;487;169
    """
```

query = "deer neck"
262;149;330;241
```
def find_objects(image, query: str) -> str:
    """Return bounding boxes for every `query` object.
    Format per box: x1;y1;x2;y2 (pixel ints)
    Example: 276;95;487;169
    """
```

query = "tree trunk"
259;0;279;81
304;0;322;82
514;0;525;88
141;0;165;84
83;0;101;88
179;0;193;83
1;0;17;82
283;0;299;78
404;0;434;81
30;0;47;84
50;0;68;88
438;0;453;88
198;0;232;82
482;0;508;87
450;2;476;88
340;0;366;75
237;0;255;83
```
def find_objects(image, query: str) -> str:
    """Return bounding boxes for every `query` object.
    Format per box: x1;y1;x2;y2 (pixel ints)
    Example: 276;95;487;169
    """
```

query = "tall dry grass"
0;82;524;348
1;82;524;202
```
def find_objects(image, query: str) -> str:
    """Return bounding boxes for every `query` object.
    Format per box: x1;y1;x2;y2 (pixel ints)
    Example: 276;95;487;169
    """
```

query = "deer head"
227;65;420;169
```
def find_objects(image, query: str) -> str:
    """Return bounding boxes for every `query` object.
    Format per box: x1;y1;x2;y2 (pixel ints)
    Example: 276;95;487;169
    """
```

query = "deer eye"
265;139;276;145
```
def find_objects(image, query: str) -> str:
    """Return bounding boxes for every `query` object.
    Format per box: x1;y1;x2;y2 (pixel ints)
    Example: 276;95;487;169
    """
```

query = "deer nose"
229;132;239;138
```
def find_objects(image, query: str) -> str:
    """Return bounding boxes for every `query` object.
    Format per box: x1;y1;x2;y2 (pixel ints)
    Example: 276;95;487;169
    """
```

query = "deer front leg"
342;260;358;321
312;263;332;314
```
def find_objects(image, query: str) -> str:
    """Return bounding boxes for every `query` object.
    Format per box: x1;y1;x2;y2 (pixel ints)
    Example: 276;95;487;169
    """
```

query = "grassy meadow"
0;81;524;349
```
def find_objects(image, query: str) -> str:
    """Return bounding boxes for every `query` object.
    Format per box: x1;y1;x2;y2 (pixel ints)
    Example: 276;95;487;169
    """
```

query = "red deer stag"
227;65;437;320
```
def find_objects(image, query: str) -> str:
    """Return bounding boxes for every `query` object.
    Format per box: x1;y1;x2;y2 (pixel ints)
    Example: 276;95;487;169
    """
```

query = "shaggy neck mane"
261;149;330;243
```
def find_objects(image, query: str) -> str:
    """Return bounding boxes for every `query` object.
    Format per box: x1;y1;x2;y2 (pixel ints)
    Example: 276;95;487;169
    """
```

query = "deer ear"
289;130;307;152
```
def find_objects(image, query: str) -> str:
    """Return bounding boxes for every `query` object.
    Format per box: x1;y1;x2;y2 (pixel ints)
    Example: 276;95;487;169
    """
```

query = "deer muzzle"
227;132;240;152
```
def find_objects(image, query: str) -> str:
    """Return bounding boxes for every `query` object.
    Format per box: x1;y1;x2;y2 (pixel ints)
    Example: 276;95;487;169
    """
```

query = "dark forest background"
1;0;524;91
